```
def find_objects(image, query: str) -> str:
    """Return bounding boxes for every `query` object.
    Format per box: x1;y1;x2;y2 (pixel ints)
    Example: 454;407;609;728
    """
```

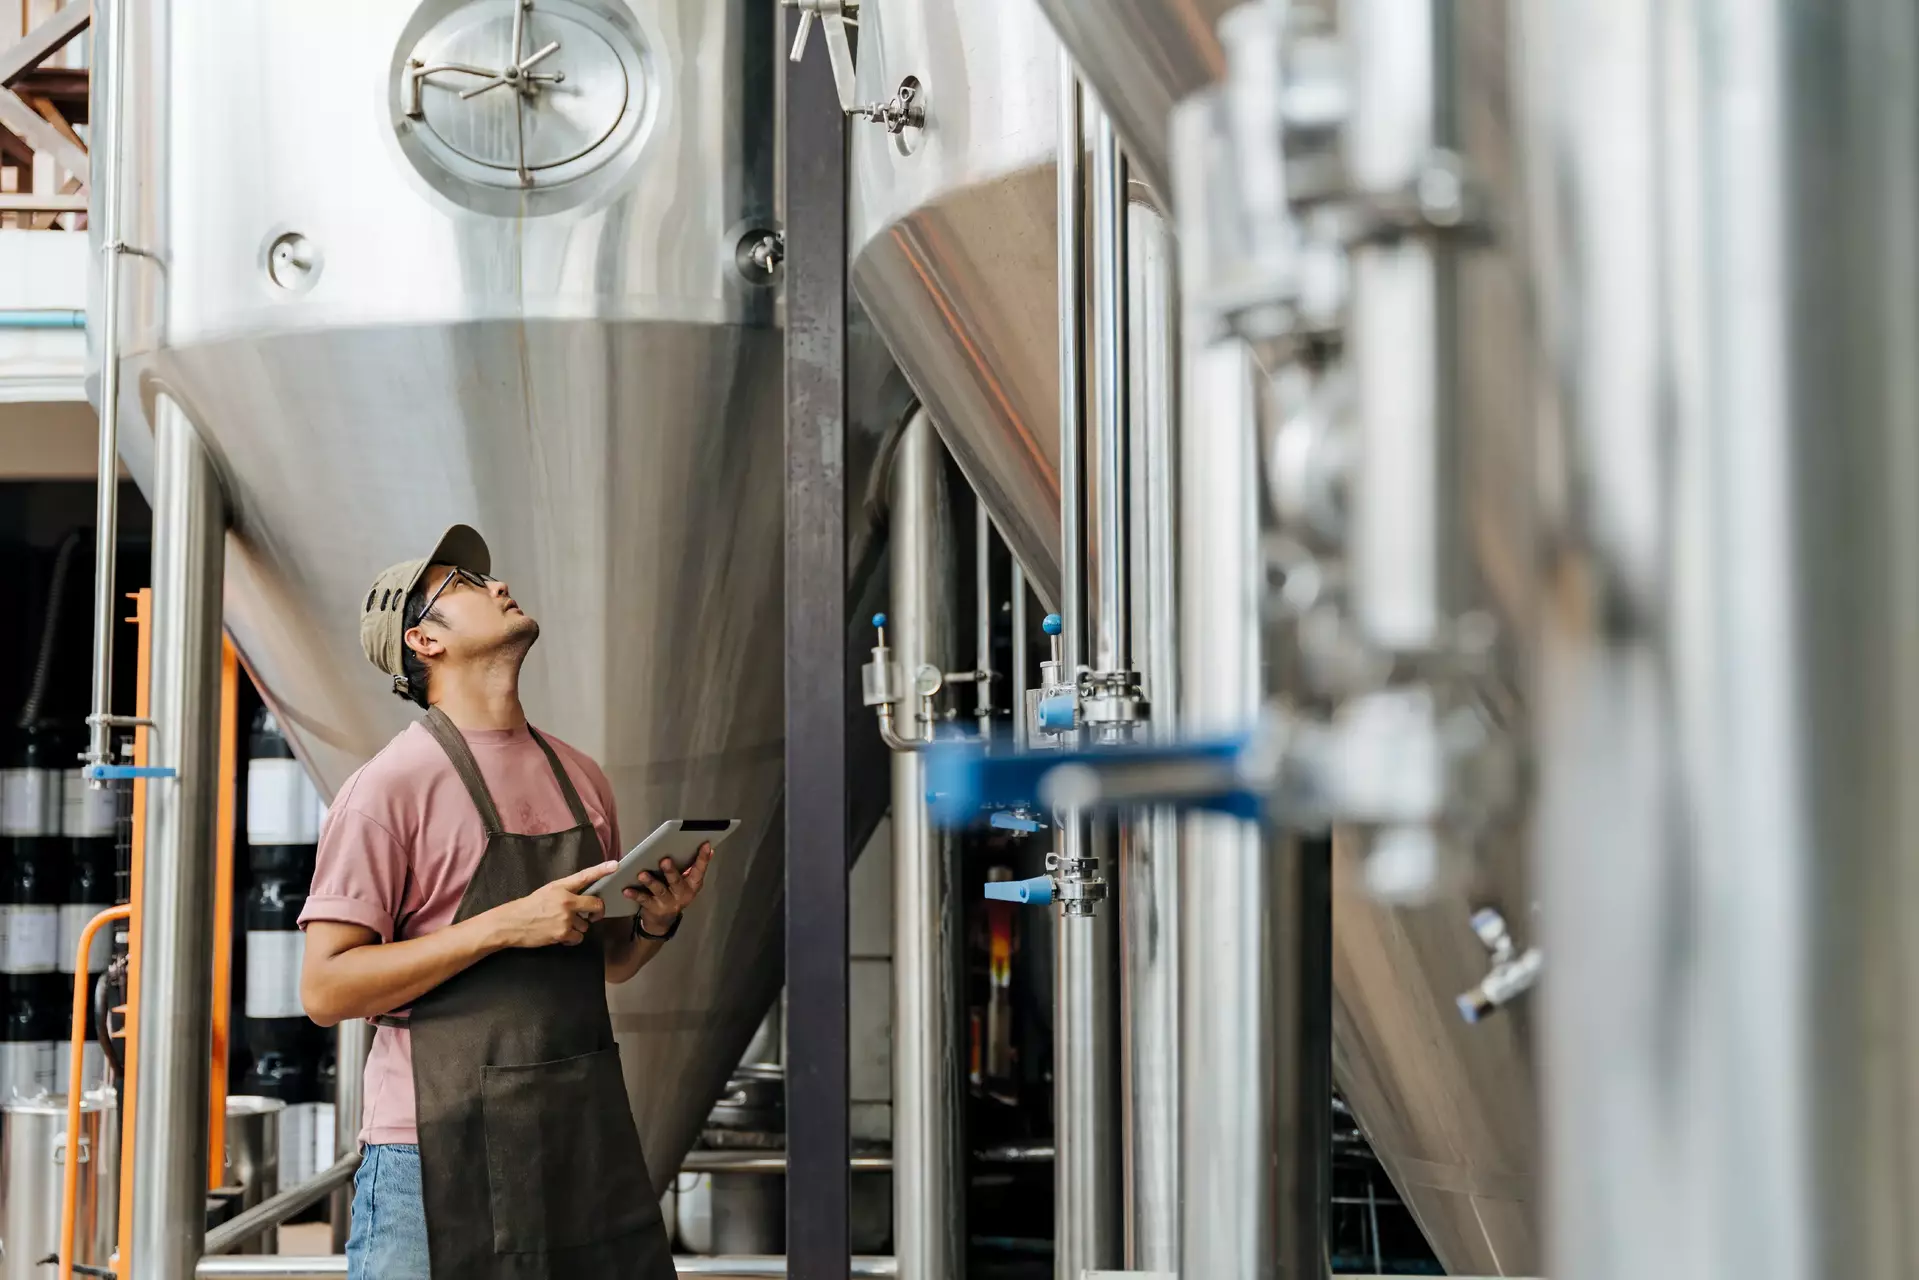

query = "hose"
19;530;83;729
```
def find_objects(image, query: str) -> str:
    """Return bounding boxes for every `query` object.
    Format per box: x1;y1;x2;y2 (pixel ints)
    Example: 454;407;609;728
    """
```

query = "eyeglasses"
417;565;495;619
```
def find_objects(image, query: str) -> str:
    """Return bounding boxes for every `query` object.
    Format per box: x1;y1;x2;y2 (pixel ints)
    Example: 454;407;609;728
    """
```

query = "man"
299;525;707;1280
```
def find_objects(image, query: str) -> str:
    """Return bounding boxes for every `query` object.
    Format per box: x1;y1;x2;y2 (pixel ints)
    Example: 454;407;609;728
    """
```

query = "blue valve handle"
983;875;1055;905
1036;693;1078;734
872;613;887;629
925;734;1264;827
85;764;177;780
988;811;1042;834
1042;613;1062;636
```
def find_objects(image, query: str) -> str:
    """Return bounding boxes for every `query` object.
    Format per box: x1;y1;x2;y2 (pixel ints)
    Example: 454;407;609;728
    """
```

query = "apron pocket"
480;1047;654;1254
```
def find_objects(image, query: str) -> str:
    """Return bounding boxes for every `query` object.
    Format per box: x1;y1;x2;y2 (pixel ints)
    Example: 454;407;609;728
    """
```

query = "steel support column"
783;2;851;1274
889;412;965;1280
128;395;226;1280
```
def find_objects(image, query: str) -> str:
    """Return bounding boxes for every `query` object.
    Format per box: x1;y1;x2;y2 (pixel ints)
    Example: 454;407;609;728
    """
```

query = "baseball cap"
358;524;492;698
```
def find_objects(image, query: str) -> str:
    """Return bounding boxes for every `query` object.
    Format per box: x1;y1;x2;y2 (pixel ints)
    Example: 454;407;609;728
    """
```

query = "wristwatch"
635;911;682;942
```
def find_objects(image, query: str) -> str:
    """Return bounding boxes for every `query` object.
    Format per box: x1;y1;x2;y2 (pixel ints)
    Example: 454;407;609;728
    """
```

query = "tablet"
586;819;739;917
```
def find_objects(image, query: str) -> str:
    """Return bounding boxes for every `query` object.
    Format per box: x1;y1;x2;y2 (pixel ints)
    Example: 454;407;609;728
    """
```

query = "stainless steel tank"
851;0;1540;1271
1026;0;1234;201
0;1093;118;1280
92;0;859;1183
849;0;1066;608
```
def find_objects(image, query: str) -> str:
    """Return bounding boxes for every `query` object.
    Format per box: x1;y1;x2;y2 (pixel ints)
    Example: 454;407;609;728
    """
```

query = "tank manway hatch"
392;0;650;214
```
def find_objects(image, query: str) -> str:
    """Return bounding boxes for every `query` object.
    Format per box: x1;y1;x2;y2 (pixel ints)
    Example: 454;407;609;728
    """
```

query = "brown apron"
381;707;676;1280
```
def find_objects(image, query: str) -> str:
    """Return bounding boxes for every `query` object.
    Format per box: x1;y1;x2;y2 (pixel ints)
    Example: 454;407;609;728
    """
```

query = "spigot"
1456;907;1541;1024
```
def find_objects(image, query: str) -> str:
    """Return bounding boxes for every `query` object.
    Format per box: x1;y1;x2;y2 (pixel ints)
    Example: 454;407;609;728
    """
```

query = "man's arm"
302;861;619;1025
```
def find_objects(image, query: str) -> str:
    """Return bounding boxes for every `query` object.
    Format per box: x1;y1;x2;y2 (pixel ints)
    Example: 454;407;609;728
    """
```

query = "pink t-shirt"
296;719;620;1147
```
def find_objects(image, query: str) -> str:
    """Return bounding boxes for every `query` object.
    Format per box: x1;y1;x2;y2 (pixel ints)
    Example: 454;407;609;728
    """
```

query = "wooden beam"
28;92;82;153
0;0;88;87
0;188;84;210
0;84;86;183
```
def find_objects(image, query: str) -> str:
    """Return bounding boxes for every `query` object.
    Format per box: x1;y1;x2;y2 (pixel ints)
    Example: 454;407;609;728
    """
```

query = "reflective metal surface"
1121;199;1179;1273
849;0;1064;605
128;396;227;1280
93;0;864;1188
1029;0;1233;200
1519;2;1919;1277
1176;332;1330;1280
887;412;965;1280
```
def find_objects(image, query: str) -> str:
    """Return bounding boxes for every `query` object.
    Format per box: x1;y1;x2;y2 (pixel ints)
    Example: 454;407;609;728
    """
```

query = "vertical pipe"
1053;906;1118;1280
209;641;240;1191
328;1019;371;1251
1121;199;1180;1272
975;504;993;735
783;2;851;1272
84;0;130;772
1011;566;1028;750
1177;330;1330;1280
128;396;226;1280
1055;51;1120;1280
889;414;965;1280
1087;102;1130;681
1056;52;1086;679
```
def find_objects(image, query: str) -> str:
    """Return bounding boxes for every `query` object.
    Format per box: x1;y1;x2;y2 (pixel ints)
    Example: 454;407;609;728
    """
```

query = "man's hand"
484;861;617;949
624;842;715;935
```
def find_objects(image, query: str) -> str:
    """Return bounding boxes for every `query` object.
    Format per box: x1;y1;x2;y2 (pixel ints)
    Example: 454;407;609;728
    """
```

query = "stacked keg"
242;709;330;1186
1;725;65;1100
59;745;116;1095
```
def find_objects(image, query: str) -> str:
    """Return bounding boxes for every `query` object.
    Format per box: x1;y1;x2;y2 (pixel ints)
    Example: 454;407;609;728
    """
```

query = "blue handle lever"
983;875;1055;905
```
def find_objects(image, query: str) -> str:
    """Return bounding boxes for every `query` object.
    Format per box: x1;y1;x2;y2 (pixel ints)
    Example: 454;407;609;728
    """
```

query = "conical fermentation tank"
94;0;822;1184
850;0;1541;1270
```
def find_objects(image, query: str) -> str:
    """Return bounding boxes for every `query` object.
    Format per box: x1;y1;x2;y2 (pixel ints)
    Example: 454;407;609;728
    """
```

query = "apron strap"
526;725;597;843
420;706;506;836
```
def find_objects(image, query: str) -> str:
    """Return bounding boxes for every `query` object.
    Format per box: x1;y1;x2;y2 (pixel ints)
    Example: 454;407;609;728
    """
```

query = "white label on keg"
54;1040;106;1095
59;903;115;974
314;1101;337;1170
0;1040;56;1100
63;769;118;838
1;905;61;973
247;759;322;846
0;768;56;836
244;930;308;1020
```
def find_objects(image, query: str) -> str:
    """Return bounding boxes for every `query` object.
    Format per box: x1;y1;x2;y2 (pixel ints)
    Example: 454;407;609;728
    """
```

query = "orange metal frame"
57;593;242;1279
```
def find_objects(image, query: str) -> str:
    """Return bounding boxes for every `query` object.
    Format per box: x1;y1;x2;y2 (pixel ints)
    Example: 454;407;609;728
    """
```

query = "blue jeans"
346;1144;430;1280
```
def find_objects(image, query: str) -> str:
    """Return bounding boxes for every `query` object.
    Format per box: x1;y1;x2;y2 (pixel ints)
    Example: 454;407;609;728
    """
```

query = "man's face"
407;563;540;667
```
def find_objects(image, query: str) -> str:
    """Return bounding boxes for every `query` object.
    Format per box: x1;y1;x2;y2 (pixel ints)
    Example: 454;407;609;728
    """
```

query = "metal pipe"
679;1144;1054;1175
1054;52;1120;1280
194;1258;903;1279
84;0;132;774
1120;197;1179;1272
128;395;226;1280
974;503;993;736
888;411;965;1280
1087;101;1129;682
328;1017;371;1251
1175;323;1331;1278
202;1155;360;1256
1011;564;1028;749
0;308;86;329
1056;50;1085;681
